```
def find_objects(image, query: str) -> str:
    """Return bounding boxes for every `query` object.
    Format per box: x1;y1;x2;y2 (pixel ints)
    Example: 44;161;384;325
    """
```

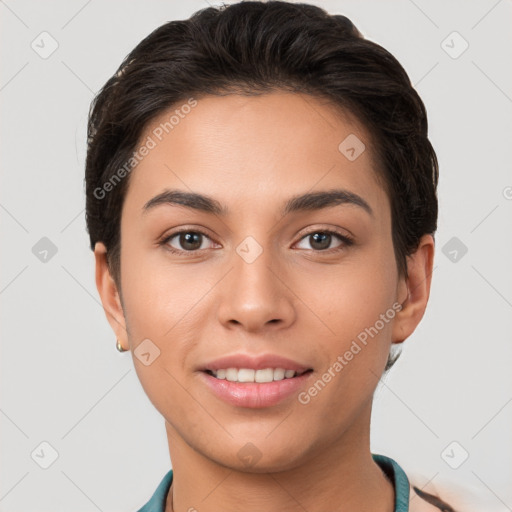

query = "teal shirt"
137;453;410;512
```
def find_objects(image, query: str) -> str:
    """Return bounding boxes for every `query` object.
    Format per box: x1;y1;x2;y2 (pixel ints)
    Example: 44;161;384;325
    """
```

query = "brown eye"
175;232;203;251
161;230;216;254
295;230;354;252
309;232;334;251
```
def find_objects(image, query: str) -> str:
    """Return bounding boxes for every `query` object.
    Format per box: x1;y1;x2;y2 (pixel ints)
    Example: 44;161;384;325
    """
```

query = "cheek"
296;243;399;403
120;240;208;333
119;242;223;403
304;250;398;341
120;251;207;421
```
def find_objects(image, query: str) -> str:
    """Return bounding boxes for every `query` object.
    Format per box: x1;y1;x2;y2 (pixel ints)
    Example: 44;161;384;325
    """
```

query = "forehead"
122;91;389;219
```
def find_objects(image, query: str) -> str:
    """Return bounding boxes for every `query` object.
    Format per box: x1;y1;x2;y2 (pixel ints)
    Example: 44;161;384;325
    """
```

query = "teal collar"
137;453;410;512
373;454;411;511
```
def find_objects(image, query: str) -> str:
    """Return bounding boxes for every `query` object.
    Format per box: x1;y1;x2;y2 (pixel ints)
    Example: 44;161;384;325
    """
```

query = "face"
95;91;432;472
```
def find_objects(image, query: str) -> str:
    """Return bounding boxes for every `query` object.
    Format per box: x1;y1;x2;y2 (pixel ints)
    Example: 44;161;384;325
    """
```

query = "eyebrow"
142;188;373;217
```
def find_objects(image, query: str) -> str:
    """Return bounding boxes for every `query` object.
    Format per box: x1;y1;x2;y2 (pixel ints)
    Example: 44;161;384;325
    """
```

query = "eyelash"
159;228;354;256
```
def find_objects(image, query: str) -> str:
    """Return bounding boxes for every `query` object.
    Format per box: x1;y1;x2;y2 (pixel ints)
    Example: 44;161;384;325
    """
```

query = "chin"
205;437;308;474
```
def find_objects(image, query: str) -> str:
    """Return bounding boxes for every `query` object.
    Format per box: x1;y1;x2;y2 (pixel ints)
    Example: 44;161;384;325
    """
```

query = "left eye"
295;230;353;252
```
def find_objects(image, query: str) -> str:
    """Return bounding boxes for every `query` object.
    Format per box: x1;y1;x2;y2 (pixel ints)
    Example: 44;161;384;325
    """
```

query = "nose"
216;242;296;334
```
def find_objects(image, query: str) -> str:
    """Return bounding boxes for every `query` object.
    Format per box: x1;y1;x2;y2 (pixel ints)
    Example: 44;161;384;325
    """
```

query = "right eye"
160;229;219;255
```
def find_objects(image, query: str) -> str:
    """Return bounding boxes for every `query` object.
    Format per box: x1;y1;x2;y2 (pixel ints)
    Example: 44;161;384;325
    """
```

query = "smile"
206;367;312;383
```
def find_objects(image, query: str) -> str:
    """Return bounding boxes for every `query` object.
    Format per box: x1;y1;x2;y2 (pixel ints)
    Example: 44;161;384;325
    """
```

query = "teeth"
210;367;298;382
255;368;274;383
238;369;255;382
226;368;238;381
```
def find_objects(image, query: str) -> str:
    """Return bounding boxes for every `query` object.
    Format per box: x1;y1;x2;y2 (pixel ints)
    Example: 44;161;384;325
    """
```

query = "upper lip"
200;353;312;373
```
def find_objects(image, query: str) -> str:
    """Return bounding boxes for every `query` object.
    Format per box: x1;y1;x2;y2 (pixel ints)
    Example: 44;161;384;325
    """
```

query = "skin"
94;91;434;512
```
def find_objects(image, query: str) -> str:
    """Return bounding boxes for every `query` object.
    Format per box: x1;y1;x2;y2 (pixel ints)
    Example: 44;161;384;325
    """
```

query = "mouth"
199;353;314;407
204;367;313;383
200;368;314;408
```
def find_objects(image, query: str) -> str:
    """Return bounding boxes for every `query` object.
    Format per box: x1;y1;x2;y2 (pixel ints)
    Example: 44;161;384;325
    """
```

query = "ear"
392;234;435;344
94;242;129;350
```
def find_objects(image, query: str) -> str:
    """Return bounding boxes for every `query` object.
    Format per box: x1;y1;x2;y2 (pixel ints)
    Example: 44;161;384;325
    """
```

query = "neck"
164;408;394;512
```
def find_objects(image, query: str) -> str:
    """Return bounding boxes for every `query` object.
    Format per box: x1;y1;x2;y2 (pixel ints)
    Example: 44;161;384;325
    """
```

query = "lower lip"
200;371;313;408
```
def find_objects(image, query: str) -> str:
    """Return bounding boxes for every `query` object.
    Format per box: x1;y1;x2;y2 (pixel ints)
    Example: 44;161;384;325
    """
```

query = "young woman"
85;2;471;510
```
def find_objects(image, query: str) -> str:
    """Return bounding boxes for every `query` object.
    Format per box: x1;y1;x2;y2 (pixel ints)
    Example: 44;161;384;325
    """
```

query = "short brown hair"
85;1;438;370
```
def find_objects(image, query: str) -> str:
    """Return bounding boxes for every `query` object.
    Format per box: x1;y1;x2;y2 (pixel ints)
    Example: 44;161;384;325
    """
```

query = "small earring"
116;339;127;352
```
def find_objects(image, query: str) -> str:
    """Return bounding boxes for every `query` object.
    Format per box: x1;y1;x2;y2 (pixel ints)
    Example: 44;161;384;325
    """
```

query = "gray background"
1;0;511;510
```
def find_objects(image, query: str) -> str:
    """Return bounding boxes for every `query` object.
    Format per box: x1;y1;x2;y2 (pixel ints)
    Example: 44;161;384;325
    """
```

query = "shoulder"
373;454;507;512
407;471;508;512
136;469;173;512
